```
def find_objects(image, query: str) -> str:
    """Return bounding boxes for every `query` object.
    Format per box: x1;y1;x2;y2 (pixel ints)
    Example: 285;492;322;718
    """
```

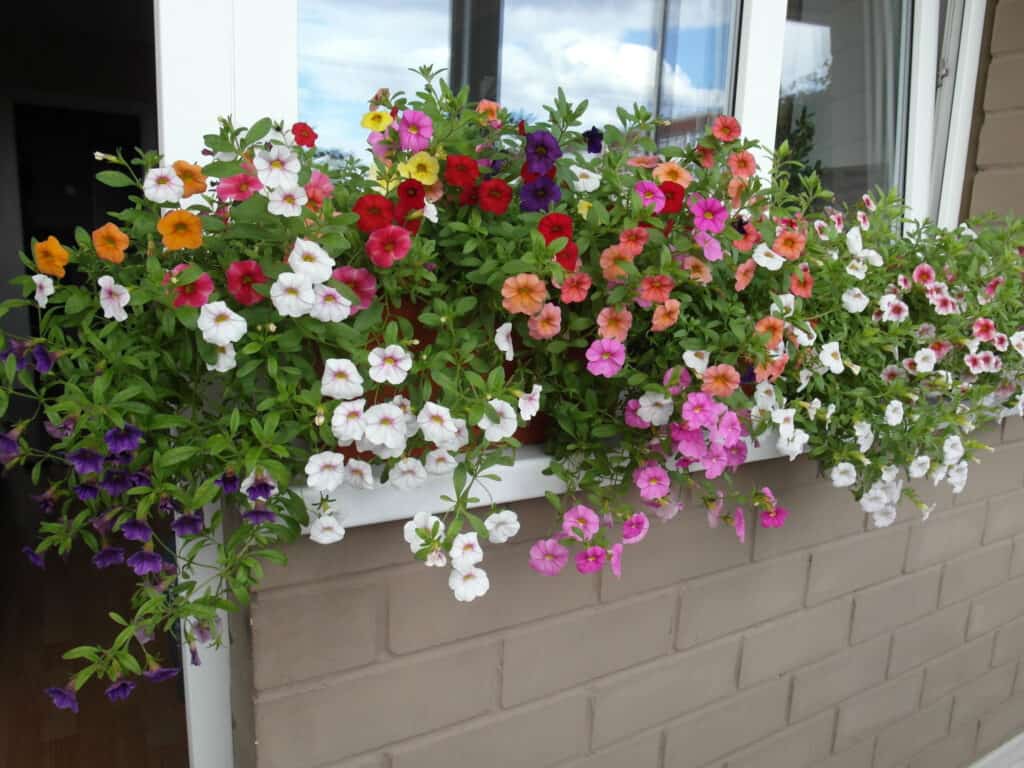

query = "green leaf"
95;170;136;188
158;446;201;469
243;118;274;147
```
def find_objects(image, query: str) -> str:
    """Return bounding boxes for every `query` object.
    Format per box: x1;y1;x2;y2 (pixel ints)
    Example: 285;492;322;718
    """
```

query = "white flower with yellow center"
197;300;246;345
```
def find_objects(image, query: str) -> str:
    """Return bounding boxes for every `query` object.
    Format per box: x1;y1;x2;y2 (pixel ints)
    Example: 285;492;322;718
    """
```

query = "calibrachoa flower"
397;110;433;152
520;177;561;212
254;145;299;188
585;338;625;377
502;273;547;315
525;130;562;174
368;345;413;385
270;272;315;317
225;260;266;305
528;302;562;339
575;546;606;574
634;462;670;500
622;512;651;543
634;181;666;213
197;301;247;344
98;276;130;322
562;504;600;541
689;194;728;233
478;398;518;442
143;167;184;203
288;239;335;283
529;538;570;575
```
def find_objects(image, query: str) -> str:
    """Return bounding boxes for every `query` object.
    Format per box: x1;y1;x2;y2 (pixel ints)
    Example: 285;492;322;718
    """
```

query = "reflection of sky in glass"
780;21;832;96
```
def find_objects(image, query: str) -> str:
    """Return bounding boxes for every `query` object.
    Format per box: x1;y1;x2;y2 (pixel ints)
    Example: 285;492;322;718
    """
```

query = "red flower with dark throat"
353;194;395;233
291;122;318;148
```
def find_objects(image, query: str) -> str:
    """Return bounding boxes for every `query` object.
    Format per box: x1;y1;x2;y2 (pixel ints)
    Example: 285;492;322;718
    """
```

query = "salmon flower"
626;155;660;169
727;177;747;208
528;303;562;340
727;151;756;179
560;271;592;303
157;210;203;251
501;273;548;315
599;245;634;281
790;264;814;298
475;99;501;123
772;229;806;261
702;364;740;398
618;227;649;257
173;161;208;197
92;223;130;264
651;299;680;332
733;222;761;252
34;236;69;278
755;354;788;383
681;256;712;285
734;259;756;292
711;115;742;142
755;316;785;349
597;306;633;342
638;274;674;304
652;162;693;187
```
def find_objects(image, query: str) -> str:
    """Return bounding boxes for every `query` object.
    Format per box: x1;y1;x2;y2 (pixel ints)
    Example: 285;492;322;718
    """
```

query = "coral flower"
712;115;742;142
790;264;814;298
585;338;626;377
626;155;660;169
305;170;334;209
501;273;548;315
226;260;268;306
216;173;262;202
755;353;788;382
755;316;785;349
727;177;747;208
727;151;756;179
733;222;761;252
34;236;69;278
773;229;806;261
734;258;756;291
618;227;649;257
157;210;203;251
634;181;666;213
597;306;633;342
92;222;130;264
476;99;500;121
681;256;712;285
653;162;693;187
639;274;674;304
365;225;412;268
599;244;634;281
173;160;207;197
560;271;592;303
651;299;680;331
702;364;741;398
695;144;715;168
528;302;562;340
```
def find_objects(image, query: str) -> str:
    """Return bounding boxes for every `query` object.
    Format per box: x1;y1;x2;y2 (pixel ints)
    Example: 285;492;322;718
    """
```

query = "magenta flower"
624;399;651;429
705;491;725;528
634;465;670;501
305;170;334;207
682;392;724;430
622;512;650;544
634;181;666;213
702;443;729;479
662;365;692;395
675;427;707;461
709;409;742;447
575;546;607;574
528;538;569;575
398;110;433;152
562;504;600;541
733;507;747;543
724;440;748;468
216;173;263;203
695;230;723;261
760;505;789;528
688;194;728;233
610;542;623;577
586;338;626;377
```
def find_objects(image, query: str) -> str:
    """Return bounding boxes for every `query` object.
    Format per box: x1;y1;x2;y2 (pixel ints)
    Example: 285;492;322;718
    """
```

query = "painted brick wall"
237;418;1024;768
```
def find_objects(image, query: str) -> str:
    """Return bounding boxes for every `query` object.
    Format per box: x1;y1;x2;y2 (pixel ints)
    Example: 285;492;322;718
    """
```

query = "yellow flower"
577;200;593;220
398;151;439;186
361;110;393;131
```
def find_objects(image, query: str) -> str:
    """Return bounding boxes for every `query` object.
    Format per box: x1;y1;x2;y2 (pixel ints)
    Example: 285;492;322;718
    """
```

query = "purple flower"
245;476;276;502
92;547;125;569
0;430;20;464
91;514;114;535
519;177;561;213
525;130;563;175
22;545;45;569
561;504;600;541
1;339;29;370
126;550;163;576
44;417;76;440
74;482;99;501
688;194;728;233
242;503;276;526
45;685;78;713
188;642;202;667
215;470;241;495
170;513;204;537
585;338;626;377
582;126;603;154
120;520;152;543
128;470;151;489
99;470;132;496
66;449;104;475
31;345;56;373
106;450;134;466
104;423;143;454
104;679;136;702
32;488;58;515
143;667;180;683
158;496;182;515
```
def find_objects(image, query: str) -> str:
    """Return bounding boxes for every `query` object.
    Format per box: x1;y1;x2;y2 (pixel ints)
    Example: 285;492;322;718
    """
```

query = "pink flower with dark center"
562;504;600;541
972;317;997;342
634;465;670;501
622;512;650;544
575;546;606;574
528;538;569;575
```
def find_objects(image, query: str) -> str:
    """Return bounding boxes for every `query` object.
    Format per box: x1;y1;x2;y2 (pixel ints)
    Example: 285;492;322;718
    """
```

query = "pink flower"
528;538;569;576
995;333;1009;352
332;266;377;313
575;546;606;574
397;110;433;152
646;496;682;521
560;272;591;303
609;542;623;577
562;504;600;541
622;512;651;544
702;443;729;479
912;263;935;285
733;507;747;542
304;170;334;208
365;225;412;268
217;173;263;202
586;338;626;377
705;492;724;528
973;317;997;342
528;302;562;340
367;131;390;159
634;465;670;501
709;409;742;447
682;392;724;430
164;263;214;308
688;194;728;233
662;366;692;394
723;440;748;468
695;230;723;261
634;181;666;213
624;399;651;429
760;504;789;528
675;428;707;461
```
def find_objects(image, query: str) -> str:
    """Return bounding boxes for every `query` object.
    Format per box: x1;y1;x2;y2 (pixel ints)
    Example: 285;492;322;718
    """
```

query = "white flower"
450;531;484;572
754;382;778;411
683;349;709;374
288;238;335;284
861;248;883;267
914;348;937;373
331;398;366;443
449;565;489;602
959;223;978;239
304;451;346;492
519;384;542;421
825;404;837;425
404;510;444;553
254;145;300;188
363;403;407;449
143;167;184;203
368;344;413;385
197;300;246;345
32;275;54;308
845;259;867;280
425;449;457;474
777;428;808;460
819;341;844;374
321;359;364;400
390;457;427;489
270;272;315;317
637;392;673;426
753;243;784;271
571;165;600;193
436;418;470;451
418;402;458;445
422;200;438;223
806;398;822;420
425;550;447;567
344;459;374;490
841;288;869;313
854;421;874;452
884;400;904;426
947;460;969;494
1010;331;1024;356
790;323;817;347
494;322;514;362
943;435;965;466
485;509;520;544
879;294;909;323
392;395;419;437
770;293;795;317
846;225;863;255
309;514;346;545
478;398;518;442
771;407;796;438
97;275;131;322
830;462;857;488
909;455;931;479
267;185;308;217
206;343;237;372
310;284;352;323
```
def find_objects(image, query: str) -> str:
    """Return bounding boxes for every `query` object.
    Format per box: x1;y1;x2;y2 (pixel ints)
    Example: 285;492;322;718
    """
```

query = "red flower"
164;263;214;308
658;181;684;214
444;155;480;188
403;217;423;235
554;241;579;272
365;225;412;268
458;184;480;207
396;179;425;216
695;144;715;169
291;122;318;148
478;179;512;215
226;260;268;306
353;194;395;233
516;119;526;136
332;266;377;313
520;162;556;184
538;213;573;244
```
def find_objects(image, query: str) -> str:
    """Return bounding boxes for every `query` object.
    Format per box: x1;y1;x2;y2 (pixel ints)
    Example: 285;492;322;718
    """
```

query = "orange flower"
702;364;741;398
597;306;633;342
681;256;711;285
755;354;788;383
476;99;500;121
790;263;814;298
599;245;634;281
501;273;548;315
92;222;130;264
734;258;756;292
173;160;208;197
727;177;747;209
626;155;660;169
755;316;785;349
34;236;69;278
652;162;693;187
733;221;761;253
651;299;680;332
773;229;806;261
157;210;203;251
727;151;756;179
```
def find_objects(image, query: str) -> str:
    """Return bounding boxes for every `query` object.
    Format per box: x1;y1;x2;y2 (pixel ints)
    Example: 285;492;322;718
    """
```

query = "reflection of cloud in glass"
781;21;832;96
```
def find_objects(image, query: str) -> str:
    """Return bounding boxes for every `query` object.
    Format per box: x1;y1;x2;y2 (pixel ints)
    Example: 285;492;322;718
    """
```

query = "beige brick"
968;576;1024;638
811;740;874;768
253;642;499;767
791;635;889;722
1013;535;1024;577
922;635;996;704
663;680;789;768
874;698;953;768
753;482;865;562
677;553;808;649
940;542;1012;606
983;490;1024;543
890;604;969;677
1003;416;1024;444
992;0;1024;55
591;636;739;748
558;731;661;768
905;504;986;571
251;580;379;691
806;528;908;606
906;723;978;768
949;444;1024;505
994;616;1024;665
971;168;1024;218
851;568;941;643
321;756;388;768
503;590;675;706
390;692;588;768
721;710;833;768
977;692;1024;753
951;664;1016;726
388;542;598;653
733;453;821;493
835;671;923;750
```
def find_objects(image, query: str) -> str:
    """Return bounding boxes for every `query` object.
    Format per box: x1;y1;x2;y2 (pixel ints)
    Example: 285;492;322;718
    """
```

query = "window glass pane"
298;0;450;156
775;0;910;203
